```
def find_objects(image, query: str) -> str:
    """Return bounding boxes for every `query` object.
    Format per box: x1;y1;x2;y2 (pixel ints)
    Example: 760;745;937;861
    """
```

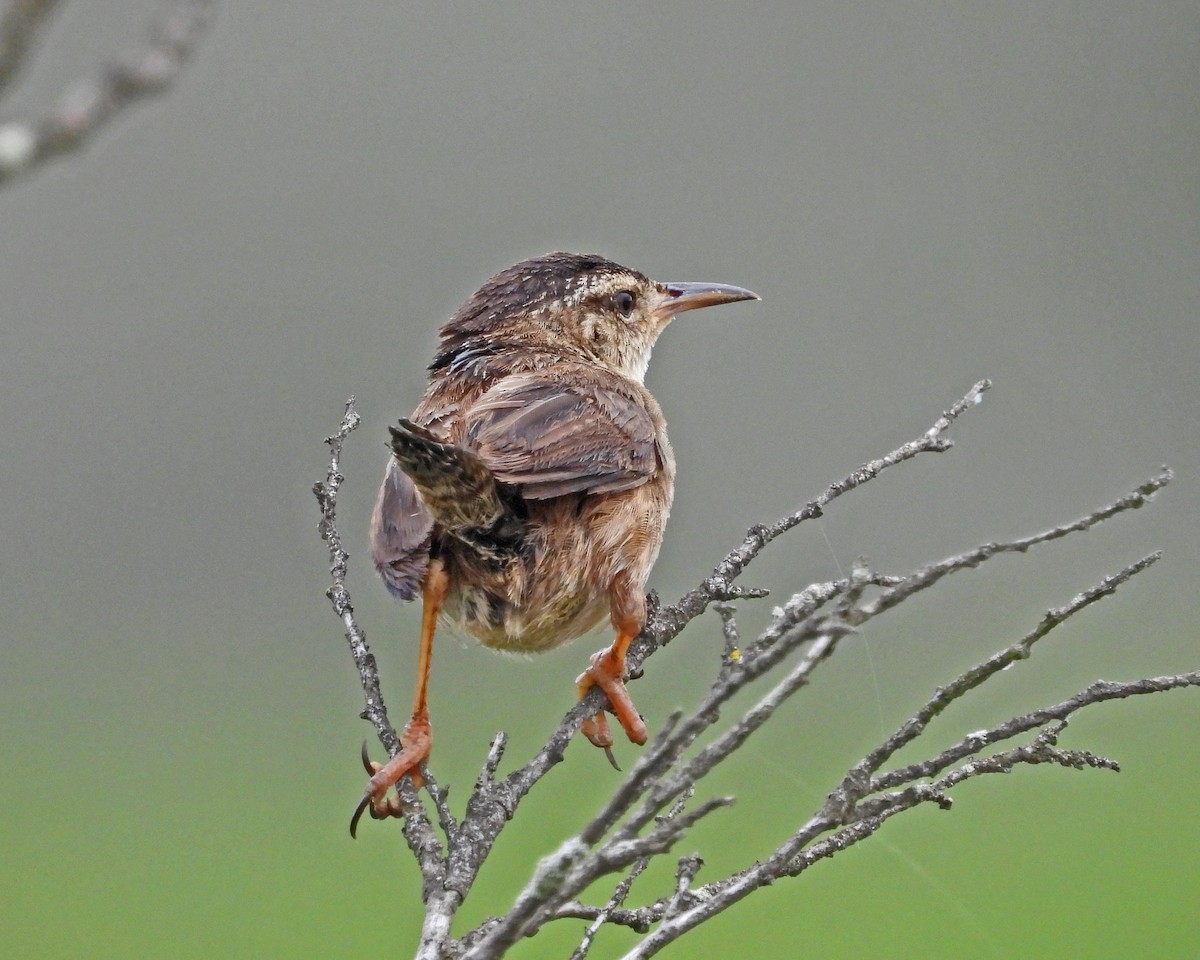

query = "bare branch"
0;0;61;93
314;398;397;752
870;671;1199;799
854;467;1173;625
616;546;1189;958
852;549;1163;791
712;602;741;662
646;379;992;644
621;664;1197;959
0;0;215;185
550;901;656;934
566;860;650;960
566;788;698;960
314;398;446;894
310;381;1192;960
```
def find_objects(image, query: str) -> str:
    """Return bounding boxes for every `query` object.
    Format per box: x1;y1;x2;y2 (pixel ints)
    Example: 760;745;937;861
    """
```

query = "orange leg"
576;582;648;750
350;558;448;837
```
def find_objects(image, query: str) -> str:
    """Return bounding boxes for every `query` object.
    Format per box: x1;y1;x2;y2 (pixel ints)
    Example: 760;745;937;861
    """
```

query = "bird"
355;251;758;834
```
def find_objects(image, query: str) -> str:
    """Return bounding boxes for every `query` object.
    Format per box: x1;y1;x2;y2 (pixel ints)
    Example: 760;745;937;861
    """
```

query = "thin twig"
847;550;1162;793
566;852;650;960
854;468;1173;625
0;0;215;184
0;0;61;93
549;901;657;934
870;671;1200;797
645;379;991;649
314;398;397;752
314;399;445;890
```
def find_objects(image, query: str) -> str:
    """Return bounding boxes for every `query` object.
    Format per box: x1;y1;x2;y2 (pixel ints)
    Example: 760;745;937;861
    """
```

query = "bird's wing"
464;372;660;500
369;456;434;601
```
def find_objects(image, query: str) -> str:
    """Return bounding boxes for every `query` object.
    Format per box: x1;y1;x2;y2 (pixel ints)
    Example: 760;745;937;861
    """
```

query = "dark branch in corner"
312;381;1192;960
0;1;60;94
0;0;215;186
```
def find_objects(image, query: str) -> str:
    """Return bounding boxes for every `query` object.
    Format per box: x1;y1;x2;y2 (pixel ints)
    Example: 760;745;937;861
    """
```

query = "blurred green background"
2;2;1197;957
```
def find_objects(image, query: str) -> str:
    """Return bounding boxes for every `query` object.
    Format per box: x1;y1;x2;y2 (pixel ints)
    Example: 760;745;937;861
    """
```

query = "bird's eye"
613;291;635;317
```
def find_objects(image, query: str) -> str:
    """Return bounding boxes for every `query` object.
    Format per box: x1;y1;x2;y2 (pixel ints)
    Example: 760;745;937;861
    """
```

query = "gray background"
3;3;1197;958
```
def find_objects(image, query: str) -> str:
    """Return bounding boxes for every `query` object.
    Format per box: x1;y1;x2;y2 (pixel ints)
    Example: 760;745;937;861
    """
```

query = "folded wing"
465;371;660;500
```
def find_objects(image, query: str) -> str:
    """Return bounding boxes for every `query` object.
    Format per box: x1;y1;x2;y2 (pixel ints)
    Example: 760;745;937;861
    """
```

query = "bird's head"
434;252;758;383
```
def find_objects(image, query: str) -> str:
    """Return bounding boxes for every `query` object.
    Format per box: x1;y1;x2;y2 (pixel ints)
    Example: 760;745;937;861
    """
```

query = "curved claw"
348;714;432;838
603;745;621;771
349;793;372;839
349;780;409;838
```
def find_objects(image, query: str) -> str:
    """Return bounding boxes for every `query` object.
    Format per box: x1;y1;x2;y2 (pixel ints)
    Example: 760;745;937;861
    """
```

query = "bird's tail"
388;419;523;546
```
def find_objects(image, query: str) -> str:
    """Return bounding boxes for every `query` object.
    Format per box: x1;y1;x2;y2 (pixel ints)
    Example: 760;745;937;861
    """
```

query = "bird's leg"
576;575;648;749
350;558;447;837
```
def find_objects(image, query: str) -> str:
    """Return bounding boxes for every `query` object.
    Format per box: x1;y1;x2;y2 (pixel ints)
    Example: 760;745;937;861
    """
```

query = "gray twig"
0;0;215;184
0;0;61;93
314;398;397;751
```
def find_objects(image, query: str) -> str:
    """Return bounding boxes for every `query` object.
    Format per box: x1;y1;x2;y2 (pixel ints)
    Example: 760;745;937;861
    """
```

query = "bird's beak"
655;281;760;320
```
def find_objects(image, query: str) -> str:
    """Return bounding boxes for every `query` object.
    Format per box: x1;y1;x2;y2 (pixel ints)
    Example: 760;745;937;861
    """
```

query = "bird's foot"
576;647;647;750
350;712;431;838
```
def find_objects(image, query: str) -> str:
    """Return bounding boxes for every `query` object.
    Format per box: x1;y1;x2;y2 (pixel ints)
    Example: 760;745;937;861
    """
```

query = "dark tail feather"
388;420;521;543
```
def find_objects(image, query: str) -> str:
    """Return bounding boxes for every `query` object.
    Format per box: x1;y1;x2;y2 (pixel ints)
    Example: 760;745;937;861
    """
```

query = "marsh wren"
356;252;757;833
